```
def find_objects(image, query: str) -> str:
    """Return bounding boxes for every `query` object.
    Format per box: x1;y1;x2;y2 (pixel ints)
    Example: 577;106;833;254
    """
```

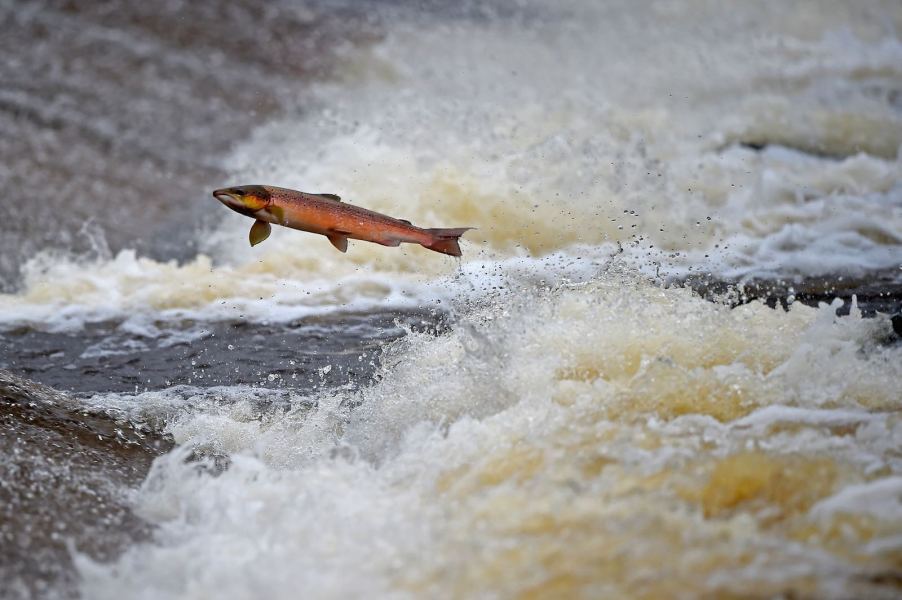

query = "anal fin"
249;220;271;246
327;232;348;253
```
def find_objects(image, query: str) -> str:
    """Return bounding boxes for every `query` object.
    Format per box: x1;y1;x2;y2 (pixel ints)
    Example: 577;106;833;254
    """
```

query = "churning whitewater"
1;0;900;598
77;276;902;599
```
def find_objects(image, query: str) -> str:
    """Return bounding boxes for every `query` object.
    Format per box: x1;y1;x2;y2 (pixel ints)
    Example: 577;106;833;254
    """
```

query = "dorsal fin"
399;219;411;225
314;193;342;202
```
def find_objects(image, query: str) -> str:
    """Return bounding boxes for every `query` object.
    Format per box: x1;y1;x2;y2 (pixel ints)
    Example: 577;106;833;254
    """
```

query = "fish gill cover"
0;0;901;598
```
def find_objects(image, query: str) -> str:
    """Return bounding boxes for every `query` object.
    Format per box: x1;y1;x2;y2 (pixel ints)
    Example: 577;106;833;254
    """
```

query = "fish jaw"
213;186;271;217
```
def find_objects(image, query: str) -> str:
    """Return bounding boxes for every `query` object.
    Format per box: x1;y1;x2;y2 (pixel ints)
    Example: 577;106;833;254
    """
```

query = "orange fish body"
213;185;472;257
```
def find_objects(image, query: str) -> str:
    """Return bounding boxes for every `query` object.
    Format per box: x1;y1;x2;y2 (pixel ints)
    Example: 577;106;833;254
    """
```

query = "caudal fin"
423;227;474;257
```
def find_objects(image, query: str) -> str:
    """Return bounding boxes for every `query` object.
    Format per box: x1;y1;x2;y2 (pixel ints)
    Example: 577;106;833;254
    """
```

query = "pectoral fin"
249;220;271;246
327;233;348;253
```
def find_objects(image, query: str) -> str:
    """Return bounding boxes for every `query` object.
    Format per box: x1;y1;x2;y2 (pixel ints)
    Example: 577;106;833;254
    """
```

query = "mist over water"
1;0;901;598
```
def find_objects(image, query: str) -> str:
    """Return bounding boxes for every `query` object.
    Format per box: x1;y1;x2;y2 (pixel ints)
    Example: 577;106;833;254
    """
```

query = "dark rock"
0;370;172;599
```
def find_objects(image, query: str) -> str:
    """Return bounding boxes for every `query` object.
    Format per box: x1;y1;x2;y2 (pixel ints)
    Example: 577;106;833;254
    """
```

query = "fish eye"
233;188;246;196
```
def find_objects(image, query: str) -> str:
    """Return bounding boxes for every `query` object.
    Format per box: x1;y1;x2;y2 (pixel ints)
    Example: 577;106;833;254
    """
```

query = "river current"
1;1;901;598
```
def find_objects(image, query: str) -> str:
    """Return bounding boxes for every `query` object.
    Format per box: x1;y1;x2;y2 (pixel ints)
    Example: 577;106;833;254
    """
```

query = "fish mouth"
213;189;244;212
213;189;237;203
213;188;267;217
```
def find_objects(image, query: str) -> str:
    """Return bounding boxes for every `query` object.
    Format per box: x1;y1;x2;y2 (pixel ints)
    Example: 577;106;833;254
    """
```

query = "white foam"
78;272;902;598
811;477;902;522
732;406;881;430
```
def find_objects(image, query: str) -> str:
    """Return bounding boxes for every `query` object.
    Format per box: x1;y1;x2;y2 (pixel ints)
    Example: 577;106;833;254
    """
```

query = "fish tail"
422;227;474;257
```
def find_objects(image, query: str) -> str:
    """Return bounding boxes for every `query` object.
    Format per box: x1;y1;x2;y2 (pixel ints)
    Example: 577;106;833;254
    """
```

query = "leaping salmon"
213;185;473;257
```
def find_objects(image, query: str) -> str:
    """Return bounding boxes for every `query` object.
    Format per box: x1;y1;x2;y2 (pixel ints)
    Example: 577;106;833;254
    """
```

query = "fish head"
213;185;272;216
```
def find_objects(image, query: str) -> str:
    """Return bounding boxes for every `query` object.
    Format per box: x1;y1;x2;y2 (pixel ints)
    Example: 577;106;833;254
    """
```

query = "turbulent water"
1;0;901;598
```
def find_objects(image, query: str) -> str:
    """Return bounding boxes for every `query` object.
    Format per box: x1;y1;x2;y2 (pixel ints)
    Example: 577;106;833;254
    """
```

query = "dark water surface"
0;310;446;394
